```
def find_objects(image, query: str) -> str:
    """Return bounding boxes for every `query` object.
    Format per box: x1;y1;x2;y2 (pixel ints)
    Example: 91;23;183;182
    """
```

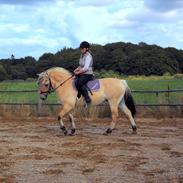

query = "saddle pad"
73;79;100;92
86;79;100;91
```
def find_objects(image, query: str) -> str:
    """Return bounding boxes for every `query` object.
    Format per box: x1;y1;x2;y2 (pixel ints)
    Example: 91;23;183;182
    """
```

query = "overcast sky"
0;0;183;59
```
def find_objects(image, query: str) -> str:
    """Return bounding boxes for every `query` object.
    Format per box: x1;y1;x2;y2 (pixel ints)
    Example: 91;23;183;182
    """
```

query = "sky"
0;0;183;59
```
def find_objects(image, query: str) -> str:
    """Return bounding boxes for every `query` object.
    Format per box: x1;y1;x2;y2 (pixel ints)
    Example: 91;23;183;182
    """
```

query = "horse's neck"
51;72;71;88
53;75;75;104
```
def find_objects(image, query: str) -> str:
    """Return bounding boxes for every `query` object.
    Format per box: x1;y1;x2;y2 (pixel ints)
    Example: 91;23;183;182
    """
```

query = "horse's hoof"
64;130;68;136
106;128;113;133
132;125;137;131
103;128;112;135
132;126;137;134
69;129;76;136
60;126;68;136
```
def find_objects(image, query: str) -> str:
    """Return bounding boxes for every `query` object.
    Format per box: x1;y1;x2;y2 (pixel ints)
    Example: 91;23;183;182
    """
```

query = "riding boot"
77;91;81;98
75;76;81;98
81;86;91;104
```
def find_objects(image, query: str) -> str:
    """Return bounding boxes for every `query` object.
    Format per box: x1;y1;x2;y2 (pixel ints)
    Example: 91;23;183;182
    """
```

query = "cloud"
65;0;119;7
127;9;178;25
104;1;183;50
0;0;55;5
144;0;183;12
0;0;183;59
0;23;30;33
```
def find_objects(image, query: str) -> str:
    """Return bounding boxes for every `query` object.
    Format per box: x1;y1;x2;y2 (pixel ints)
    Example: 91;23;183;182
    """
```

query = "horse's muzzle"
40;93;48;100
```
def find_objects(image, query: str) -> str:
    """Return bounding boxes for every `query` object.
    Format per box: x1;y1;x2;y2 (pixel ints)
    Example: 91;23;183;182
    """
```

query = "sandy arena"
0;117;183;183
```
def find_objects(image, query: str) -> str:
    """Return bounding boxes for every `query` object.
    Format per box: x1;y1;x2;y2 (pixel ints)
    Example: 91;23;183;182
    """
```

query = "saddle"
73;79;100;93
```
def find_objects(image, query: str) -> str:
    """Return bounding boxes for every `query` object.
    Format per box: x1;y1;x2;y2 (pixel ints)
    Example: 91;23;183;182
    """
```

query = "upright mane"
37;67;71;85
47;67;71;76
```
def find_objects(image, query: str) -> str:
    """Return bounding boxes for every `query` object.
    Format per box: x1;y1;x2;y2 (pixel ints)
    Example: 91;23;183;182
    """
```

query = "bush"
94;70;121;78
173;73;183;79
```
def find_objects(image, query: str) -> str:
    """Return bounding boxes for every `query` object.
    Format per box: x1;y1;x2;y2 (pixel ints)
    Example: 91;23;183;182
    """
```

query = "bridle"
39;73;75;95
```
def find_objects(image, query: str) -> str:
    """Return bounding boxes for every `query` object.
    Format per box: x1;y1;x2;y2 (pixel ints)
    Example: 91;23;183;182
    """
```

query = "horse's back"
98;78;126;98
99;78;125;88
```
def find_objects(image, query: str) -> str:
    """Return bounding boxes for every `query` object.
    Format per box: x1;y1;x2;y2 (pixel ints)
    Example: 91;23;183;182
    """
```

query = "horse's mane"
47;67;71;76
37;67;71;85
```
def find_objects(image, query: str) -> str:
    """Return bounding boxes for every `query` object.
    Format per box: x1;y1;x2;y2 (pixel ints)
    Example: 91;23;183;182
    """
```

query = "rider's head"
79;41;90;52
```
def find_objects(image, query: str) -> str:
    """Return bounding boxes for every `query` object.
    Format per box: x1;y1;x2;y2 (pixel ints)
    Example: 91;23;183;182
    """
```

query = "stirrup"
83;99;91;108
84;100;88;108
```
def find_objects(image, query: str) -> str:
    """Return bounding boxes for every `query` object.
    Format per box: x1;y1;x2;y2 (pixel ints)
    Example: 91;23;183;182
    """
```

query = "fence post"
37;96;43;116
167;85;170;104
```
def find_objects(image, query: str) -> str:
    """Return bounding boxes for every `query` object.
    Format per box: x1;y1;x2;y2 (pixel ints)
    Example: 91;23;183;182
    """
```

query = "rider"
74;41;94;105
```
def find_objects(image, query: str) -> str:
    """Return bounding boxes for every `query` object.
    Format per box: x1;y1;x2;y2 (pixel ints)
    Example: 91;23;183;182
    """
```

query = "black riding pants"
75;74;93;100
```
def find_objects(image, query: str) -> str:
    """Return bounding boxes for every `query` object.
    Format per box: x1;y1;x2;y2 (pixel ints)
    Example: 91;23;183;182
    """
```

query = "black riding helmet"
79;41;90;49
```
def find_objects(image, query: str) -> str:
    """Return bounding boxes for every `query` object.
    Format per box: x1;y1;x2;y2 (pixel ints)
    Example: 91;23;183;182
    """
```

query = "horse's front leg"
58;104;73;135
58;116;68;135
68;113;76;135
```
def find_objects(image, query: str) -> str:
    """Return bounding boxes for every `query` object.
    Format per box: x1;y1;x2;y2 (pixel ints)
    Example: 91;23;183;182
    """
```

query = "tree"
11;54;15;60
0;41;183;81
0;64;8;81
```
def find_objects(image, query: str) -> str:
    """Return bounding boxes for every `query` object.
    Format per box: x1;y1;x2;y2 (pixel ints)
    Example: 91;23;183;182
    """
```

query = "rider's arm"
74;55;92;75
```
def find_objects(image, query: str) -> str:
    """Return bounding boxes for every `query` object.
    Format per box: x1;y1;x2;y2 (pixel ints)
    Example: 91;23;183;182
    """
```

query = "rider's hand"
74;71;79;75
74;69;83;75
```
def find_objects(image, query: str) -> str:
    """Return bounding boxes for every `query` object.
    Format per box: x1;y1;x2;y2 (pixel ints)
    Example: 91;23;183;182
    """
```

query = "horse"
37;67;137;135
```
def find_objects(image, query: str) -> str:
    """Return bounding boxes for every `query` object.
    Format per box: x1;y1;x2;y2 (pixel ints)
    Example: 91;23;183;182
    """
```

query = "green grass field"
0;81;57;104
127;78;183;104
0;76;183;104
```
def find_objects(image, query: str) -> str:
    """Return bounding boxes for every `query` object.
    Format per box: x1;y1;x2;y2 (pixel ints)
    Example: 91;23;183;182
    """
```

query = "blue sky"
0;0;183;59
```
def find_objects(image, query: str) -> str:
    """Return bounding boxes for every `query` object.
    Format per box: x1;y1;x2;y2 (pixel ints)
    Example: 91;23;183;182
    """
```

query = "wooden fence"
0;89;182;117
0;88;183;106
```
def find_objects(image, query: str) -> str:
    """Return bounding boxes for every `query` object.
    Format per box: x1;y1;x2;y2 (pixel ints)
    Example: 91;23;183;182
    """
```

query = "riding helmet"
79;41;90;49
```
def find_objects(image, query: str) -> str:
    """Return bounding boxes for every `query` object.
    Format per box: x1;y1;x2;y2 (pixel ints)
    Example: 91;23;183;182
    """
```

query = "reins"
49;73;75;93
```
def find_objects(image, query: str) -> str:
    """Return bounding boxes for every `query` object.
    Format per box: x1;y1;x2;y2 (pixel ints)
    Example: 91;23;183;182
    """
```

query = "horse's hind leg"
119;100;137;132
105;101;119;134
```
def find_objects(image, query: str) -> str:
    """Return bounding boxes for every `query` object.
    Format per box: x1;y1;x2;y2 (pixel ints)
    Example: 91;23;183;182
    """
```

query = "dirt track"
0;117;183;183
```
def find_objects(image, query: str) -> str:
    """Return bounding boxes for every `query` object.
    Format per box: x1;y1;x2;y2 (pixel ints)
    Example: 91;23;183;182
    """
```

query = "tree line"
0;41;183;81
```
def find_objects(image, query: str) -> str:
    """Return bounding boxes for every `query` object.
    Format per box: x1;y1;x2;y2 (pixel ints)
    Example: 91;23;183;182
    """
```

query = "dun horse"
37;67;137;135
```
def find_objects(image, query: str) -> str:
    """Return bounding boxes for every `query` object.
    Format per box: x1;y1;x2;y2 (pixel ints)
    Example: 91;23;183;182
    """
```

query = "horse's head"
37;72;53;100
37;67;72;100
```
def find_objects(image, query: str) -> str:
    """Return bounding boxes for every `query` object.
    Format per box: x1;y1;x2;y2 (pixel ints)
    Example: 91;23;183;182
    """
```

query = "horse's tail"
121;80;136;117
